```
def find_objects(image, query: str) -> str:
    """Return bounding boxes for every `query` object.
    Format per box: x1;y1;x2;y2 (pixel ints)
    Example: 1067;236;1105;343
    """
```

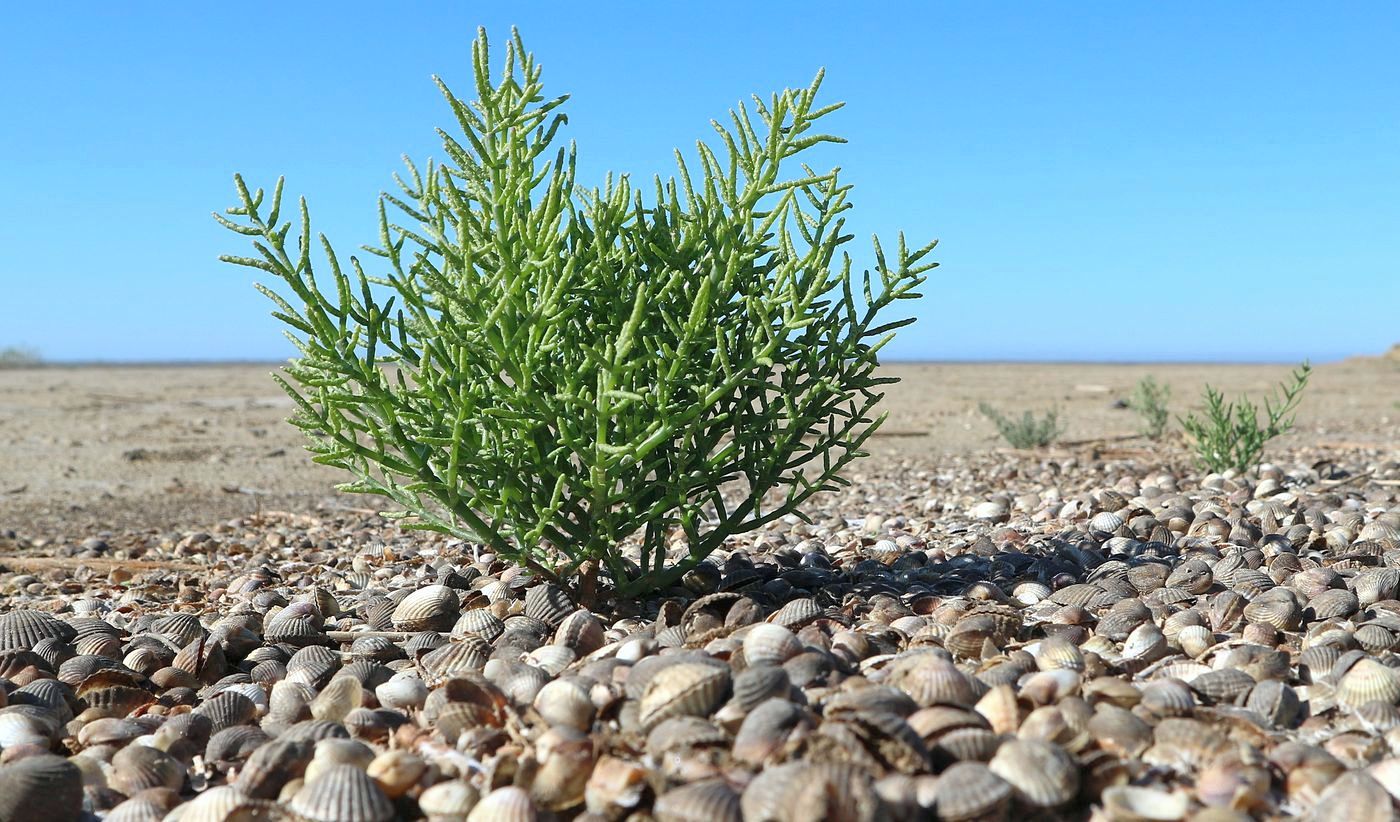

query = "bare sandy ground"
1;358;1396;541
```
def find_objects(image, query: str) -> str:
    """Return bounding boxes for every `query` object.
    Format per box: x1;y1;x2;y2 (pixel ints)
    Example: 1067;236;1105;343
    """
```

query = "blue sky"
2;3;1396;362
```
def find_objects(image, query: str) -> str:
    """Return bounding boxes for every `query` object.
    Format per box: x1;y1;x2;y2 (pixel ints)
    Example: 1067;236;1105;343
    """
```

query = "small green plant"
216;29;933;597
978;402;1065;449
1128;375;1171;440
1178;362;1311;473
0;346;41;368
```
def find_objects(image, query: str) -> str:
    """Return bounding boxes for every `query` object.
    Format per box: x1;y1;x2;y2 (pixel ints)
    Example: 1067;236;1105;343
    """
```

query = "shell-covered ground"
0;360;1398;821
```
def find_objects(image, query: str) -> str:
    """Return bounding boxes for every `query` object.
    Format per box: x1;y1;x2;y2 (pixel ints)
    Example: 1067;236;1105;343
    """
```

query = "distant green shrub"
1178;362;1311;473
978;402;1064;449
1128;375;1171;440
0;346;41;368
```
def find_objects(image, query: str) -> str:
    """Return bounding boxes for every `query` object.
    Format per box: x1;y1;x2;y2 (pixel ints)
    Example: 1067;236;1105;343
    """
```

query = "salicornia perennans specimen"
978;402;1065;449
1178;362;1311;473
216;29;933;597
1129;375;1171;441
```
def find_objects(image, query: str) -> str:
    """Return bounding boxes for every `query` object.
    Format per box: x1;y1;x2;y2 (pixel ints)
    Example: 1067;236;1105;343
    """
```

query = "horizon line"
1;354;1377;369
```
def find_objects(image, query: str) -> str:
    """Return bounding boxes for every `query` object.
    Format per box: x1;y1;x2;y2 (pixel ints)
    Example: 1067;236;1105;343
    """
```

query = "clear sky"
2;3;1397;363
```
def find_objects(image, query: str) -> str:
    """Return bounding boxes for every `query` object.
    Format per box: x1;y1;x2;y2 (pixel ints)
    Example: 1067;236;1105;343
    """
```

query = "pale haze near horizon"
1;3;1397;364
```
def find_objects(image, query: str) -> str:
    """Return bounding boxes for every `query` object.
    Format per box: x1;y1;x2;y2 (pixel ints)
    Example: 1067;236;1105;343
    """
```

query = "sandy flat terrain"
1;358;1396;541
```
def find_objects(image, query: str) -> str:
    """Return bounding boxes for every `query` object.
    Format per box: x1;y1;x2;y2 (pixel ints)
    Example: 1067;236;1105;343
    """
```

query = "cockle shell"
366;750;427;799
236;738;313;799
639;663;731;731
289;763;395;822
1100;785;1190;821
111;744;185;795
1306;771;1393;822
265;611;327;647
194;689;258;733
931;761;1011;821
524;585;575;629
988;738;1078;808
374;672;428;712
0;755;83;822
770;597;823;630
534;678;595;732
349;635;405;663
742;624;803;668
0;610;77;649
419;779;481;821
893;654;977;708
1035;637;1085;672
419;637;492;687
585;756;649;818
740;761;884;822
206;725;272;767
554;610;605;655
467;785;537;822
1337;659;1400;710
453;609;506;643
392;585;461;633
733;698;813;766
654;779;742;822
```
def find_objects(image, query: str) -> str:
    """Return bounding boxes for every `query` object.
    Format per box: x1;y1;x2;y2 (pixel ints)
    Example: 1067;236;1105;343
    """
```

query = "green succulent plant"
1179;362;1311;473
216;28;933;598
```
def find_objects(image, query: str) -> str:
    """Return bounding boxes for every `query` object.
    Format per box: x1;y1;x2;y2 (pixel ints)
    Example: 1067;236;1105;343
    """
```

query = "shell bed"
1;451;1399;821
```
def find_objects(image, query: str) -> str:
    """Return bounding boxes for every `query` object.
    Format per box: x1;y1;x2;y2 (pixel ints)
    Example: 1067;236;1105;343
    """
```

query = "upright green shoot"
1129;375;1171;441
1178;362;1311;473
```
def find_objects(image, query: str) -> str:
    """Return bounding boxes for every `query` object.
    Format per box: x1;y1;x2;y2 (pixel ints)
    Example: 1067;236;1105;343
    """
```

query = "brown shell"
58;654;130;687
1190;669;1256;704
311;674;363;722
740;761;883;822
891;654;976;708
391;585;461;633
111;744;185;795
290;763;395;822
236;738;314;799
152;613;207;647
265;610;328;647
1166;560;1214;594
639;662;731;731
553;610;605;655
1137;678;1196;718
0;610;77;650
988;738;1078;807
770;598;823;630
742;624;803;668
419;636;493;687
466;785;537;822
534;678;596;732
1035;637;1086;672
419;780;482;820
1309;588;1360;620
193;689;258;733
205;724;271;766
932;761;1012;821
524;584;575;629
453;608;507;643
1337;659;1400;709
349;635;405;663
731;665;792;712
1309;771;1393;822
733;699;813;766
655;779;742;822
0;755;83;822
1242;596;1302;631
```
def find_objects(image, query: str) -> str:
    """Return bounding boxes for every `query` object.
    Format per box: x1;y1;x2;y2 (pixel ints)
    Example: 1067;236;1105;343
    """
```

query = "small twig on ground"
1320;469;1377;489
325;630;413;642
